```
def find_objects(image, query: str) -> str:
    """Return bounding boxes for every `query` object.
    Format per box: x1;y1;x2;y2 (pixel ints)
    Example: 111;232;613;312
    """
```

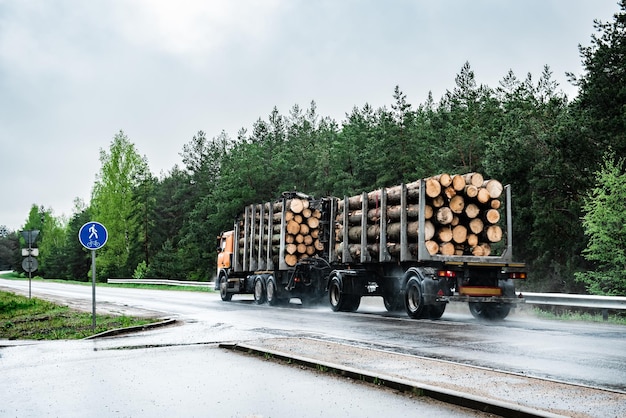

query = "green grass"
0;291;157;340
532;307;626;325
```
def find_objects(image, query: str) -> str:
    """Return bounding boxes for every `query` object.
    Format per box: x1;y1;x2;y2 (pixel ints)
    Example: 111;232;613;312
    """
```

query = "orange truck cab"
216;230;234;270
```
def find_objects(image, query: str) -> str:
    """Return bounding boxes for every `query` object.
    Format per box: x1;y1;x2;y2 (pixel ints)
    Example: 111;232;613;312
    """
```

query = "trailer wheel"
266;278;280;306
405;277;426;319
329;279;344;312
469;302;511;320
428;303;446;319
383;296;403;312
219;273;232;302
253;277;267;305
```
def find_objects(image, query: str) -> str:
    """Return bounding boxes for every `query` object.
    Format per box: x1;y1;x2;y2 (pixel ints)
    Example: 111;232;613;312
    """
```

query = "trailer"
216;175;526;320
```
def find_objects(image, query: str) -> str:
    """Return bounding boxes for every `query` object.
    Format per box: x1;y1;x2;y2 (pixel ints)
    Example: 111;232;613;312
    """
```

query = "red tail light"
437;270;457;278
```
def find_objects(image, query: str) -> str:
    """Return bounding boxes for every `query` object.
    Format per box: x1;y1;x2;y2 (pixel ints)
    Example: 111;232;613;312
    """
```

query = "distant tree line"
1;1;625;295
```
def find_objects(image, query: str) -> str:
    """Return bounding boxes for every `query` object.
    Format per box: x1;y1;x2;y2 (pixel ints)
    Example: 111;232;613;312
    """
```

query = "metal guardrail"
107;279;213;287
106;280;626;313
520;292;626;310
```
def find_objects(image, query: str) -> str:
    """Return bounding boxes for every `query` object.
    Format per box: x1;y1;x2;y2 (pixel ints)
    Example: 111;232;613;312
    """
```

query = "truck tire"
428;303;446;319
405;277;426;319
253;276;267;305
383;296;403;312
266;277;280;306
469;302;511;320
328;278;359;312
219;273;232;302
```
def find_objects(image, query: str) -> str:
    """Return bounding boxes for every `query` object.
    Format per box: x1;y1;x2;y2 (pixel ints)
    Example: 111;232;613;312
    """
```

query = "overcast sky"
0;0;620;232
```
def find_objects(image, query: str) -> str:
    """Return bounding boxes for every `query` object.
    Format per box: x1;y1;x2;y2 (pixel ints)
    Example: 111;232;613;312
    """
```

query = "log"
468;218;484;234
484;209;500;224
431;195;445;208
482;179;503;199
425;240;440;255
464;172;484;187
449;195;465;214
452;225;468;244
439;242;456;256
485;225;502;242
434;173;452;187
386;221;419;240
437;226;453;242
476;187;491;204
297;243;307;254
464;185;478;198
425;177;442;198
490;199;501;210
436;207;454;225
299;223;310;235
424;205;434;219
465;203;480;219
286;243;297;255
424;220;435;241
467;233;479;247
302;207;312;218
451;174;466;191
472;243;491;257
285;253;297;267
307;217;319;229
287;220;300;235
289;198;307;214
443;186;457;199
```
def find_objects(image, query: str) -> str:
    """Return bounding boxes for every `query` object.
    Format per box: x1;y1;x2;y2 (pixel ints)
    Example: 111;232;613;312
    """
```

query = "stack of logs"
335;173;504;259
238;198;324;268
279;198;324;267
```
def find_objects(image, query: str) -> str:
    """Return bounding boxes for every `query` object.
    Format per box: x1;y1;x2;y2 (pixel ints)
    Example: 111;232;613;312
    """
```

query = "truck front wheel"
469;302;511;320
219;274;232;302
405;277;426;319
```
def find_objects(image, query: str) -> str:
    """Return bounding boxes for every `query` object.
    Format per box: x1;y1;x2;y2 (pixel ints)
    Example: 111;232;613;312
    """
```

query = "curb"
219;342;566;418
83;318;178;340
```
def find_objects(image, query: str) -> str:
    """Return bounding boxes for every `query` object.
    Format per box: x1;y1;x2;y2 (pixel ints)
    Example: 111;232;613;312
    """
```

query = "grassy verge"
531;307;626;325
0;291;157;340
0;272;213;292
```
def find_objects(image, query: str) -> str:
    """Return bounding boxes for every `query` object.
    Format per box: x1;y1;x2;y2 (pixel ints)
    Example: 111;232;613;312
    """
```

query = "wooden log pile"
334;173;504;259
237;197;324;268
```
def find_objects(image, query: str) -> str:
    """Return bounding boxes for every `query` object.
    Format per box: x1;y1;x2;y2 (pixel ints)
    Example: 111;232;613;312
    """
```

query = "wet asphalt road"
1;279;625;416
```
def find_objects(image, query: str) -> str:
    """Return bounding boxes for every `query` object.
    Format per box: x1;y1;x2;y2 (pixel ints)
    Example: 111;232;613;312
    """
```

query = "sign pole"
91;250;96;330
78;222;108;333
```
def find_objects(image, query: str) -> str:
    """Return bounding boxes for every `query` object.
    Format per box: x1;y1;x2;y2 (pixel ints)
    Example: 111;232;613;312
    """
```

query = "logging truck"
216;173;526;320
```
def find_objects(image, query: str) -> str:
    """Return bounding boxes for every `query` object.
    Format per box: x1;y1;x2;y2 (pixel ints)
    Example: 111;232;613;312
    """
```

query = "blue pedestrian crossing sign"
78;222;108;250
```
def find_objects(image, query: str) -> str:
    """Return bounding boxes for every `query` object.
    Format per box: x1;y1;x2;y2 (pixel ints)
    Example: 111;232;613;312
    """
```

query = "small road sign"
22;256;38;273
21;248;39;257
21;230;39;246
78;222;108;250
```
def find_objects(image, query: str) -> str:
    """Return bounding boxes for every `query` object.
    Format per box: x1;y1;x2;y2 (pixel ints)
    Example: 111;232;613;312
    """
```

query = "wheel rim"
407;283;422;313
267;281;275;302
